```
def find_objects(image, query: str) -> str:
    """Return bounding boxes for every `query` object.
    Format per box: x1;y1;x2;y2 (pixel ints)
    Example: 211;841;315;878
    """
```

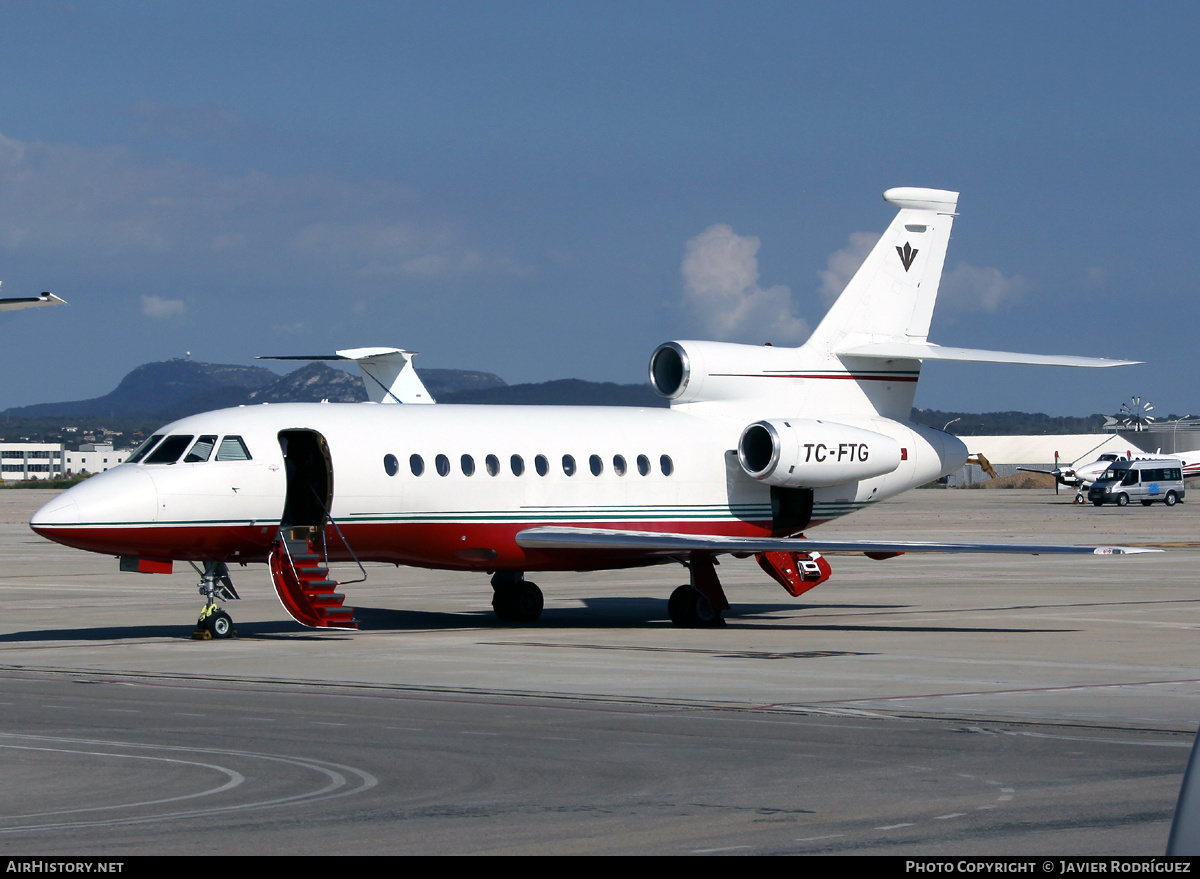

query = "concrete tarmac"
0;488;1196;854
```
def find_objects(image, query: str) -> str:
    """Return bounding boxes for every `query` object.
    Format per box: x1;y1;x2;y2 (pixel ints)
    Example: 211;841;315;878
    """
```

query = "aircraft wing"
515;526;1157;556
0;292;66;313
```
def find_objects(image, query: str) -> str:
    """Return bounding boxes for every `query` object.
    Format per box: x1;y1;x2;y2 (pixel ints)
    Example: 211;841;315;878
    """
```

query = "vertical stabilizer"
807;187;958;354
335;347;435;404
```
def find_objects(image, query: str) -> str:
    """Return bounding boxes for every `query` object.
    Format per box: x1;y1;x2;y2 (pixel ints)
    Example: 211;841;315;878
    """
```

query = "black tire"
692;591;720;626
492;590;516;622
1141;499;1153;506
1116;493;1129;507
667;585;723;628
492;582;543;623
668;585;693;626
513;582;543;622
207;609;233;639
1166;491;1179;507
1092;500;1104;507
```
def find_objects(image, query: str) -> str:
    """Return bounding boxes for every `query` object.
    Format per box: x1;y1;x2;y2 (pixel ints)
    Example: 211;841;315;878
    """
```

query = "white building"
0;442;65;480
63;444;128;475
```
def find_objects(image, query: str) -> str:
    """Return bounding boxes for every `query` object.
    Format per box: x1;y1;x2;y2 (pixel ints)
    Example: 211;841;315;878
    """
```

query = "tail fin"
806;187;959;354
257;347;435;404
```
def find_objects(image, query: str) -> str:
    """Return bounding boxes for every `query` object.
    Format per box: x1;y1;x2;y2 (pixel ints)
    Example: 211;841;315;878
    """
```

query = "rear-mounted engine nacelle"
648;340;801;405
738;418;902;488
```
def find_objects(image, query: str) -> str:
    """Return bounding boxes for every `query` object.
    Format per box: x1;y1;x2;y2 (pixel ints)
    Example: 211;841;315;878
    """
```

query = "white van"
1087;457;1186;507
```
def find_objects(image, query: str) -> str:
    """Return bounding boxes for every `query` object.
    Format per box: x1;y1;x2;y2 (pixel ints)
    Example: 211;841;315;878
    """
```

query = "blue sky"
0;2;1196;417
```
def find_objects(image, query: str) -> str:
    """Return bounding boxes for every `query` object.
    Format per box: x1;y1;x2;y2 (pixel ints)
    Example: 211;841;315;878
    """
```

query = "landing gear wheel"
207;609;234;639
1166;491;1179;507
492;582;543;623
1117;493;1129;507
667;585;724;628
1074;493;1085;505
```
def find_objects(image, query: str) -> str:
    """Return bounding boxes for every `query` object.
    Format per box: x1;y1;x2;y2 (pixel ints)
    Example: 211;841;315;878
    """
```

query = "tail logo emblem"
896;242;918;272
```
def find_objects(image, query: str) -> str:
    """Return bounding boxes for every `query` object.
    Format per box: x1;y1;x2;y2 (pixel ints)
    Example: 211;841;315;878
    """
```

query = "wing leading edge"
514;526;1157;556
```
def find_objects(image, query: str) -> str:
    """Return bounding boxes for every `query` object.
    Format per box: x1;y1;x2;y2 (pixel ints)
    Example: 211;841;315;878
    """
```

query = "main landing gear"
491;571;543;623
668;554;729;628
191;561;240;640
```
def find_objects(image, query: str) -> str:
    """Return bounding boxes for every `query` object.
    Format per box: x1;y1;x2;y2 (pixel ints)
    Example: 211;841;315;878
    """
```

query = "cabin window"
535;455;549;476
589;454;603;476
510;454;525;476
613;454;627;476
127;434;164;464
215;436;252;461
383;454;399;477
184;435;217;463
660;455;674;476
145;435;194;465
461;454;475;476
435;454;450;476
637;454;651;476
562;454;576;476
410;454;424;476
485;454;500;476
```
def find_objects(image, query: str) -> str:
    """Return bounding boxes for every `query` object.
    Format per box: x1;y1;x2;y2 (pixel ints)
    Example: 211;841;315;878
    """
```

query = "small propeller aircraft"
30;188;1156;637
1024;449;1200;503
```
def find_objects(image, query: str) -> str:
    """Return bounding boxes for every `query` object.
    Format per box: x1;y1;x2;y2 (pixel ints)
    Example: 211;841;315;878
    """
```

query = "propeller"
1117;396;1155;432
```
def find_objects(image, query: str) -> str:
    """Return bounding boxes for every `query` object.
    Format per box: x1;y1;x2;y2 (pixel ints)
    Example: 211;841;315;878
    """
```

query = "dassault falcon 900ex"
30;188;1155;638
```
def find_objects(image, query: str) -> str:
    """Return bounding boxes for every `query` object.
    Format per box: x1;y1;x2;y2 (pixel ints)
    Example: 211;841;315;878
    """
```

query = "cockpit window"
184;435;218;463
215;436;252;461
144;435;194;465
127;434;164;464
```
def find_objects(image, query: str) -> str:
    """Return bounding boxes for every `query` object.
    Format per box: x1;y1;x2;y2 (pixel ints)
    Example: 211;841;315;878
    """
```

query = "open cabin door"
279;429;333;537
269;428;358;629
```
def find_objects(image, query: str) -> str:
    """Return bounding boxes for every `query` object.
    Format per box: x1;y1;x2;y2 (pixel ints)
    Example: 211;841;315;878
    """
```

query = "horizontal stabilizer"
836;342;1139;368
258;347;435;404
515;526;1158;556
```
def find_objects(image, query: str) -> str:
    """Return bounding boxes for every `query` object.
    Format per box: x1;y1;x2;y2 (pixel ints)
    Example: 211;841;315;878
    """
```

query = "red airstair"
268;532;359;629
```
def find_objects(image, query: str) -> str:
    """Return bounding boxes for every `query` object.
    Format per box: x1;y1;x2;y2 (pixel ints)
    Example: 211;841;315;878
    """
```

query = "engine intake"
738;418;902;488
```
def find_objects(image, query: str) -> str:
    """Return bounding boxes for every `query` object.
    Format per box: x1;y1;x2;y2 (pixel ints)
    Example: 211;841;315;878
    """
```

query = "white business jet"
30;188;1154;637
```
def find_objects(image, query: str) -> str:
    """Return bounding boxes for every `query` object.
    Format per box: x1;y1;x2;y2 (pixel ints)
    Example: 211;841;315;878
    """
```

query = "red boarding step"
268;535;359;629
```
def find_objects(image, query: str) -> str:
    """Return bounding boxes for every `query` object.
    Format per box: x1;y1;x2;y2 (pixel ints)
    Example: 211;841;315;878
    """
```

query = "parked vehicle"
1088;458;1185;507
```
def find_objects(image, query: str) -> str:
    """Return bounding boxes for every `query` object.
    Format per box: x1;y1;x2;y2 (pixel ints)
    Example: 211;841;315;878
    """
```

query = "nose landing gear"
191;561;240;640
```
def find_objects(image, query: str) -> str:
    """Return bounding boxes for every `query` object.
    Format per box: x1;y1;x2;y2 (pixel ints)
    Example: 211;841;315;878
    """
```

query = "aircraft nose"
30;467;159;552
30;493;80;528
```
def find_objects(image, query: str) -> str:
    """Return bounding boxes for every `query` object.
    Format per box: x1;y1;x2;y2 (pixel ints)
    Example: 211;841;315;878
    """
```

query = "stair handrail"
309;485;368;586
274;532;306;591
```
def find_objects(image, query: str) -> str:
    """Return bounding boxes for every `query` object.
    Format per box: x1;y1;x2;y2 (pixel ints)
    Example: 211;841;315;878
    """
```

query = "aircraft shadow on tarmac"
335;599;1076;636
0;599;1076;642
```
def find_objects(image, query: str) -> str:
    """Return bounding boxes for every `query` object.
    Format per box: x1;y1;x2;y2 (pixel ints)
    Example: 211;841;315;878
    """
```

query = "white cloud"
818;231;879;304
940;263;1028;312
681;224;808;343
141;295;185;318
